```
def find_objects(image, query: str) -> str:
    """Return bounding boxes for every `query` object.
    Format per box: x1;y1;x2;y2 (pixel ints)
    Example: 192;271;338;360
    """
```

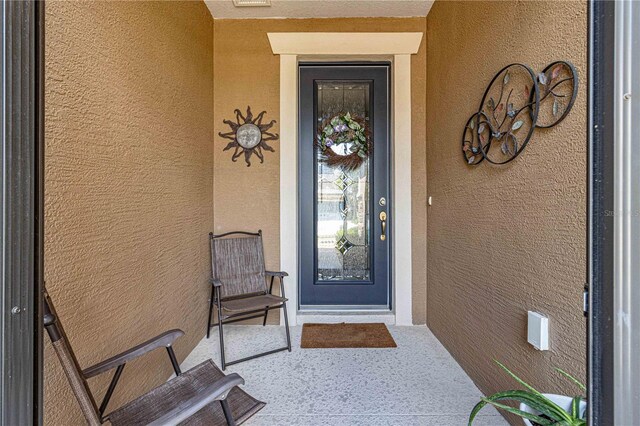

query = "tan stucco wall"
425;0;587;420
44;1;213;423
213;18;428;323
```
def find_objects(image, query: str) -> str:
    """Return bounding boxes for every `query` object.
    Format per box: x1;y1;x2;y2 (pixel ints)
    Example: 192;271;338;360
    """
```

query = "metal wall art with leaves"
219;106;279;167
462;61;578;166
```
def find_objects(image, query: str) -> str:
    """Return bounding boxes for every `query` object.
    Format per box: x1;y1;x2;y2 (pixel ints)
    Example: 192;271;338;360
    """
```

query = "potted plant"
468;360;586;426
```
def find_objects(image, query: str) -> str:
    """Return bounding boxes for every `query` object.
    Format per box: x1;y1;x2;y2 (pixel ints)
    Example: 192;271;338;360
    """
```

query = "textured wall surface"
425;1;587;422
44;2;213;424
213;18;428;324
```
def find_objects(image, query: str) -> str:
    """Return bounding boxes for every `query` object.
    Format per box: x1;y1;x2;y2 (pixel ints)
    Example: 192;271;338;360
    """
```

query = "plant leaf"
501;141;508;155
551;64;562;80
488;97;495;110
469;118;475;130
553;98;559;116
512;120;524;131
555;368;587;392
480;399;555;425
538;72;548;85
503;71;510;85
488;390;572;422
493;361;575;422
571;396;581;418
468;396;555;426
524;85;530;98
469;389;578;425
494;360;541;395
478;123;485;133
467;155;475;164
496;103;504;113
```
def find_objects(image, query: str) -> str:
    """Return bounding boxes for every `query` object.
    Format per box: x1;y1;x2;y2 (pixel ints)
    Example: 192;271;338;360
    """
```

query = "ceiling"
204;0;435;19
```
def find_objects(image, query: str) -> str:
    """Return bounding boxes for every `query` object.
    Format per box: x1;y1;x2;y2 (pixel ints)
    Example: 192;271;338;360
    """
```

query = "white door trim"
269;32;422;326
613;2;640;423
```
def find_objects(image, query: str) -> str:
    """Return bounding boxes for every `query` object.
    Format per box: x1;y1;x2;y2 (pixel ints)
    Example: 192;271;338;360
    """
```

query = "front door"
299;64;390;308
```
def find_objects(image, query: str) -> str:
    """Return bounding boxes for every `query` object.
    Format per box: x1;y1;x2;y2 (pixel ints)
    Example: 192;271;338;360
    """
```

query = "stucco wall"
425;0;587;421
44;1;213;423
213;18;428;324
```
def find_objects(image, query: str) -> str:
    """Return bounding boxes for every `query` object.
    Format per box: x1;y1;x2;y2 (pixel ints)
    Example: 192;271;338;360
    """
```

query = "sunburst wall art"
219;106;279;167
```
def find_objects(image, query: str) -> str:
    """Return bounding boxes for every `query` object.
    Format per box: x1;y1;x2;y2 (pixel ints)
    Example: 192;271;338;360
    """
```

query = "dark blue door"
299;64;390;308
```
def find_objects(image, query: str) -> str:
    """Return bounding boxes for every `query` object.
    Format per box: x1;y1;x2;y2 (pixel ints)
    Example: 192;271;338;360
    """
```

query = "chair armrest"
265;271;288;278
82;329;184;378
209;277;222;287
147;373;244;426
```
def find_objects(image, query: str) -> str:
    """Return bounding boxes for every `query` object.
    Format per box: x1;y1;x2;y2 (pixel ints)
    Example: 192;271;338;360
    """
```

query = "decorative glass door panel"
299;65;390;308
316;81;371;282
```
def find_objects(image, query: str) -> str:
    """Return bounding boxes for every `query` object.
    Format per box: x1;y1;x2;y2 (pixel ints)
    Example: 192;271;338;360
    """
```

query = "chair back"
44;290;102;425
209;231;268;299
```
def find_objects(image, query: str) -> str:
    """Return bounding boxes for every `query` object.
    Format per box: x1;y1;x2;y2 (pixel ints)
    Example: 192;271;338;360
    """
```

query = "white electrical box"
527;311;549;351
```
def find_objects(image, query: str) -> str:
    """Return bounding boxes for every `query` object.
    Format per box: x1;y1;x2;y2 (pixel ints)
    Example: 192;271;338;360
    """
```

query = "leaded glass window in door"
316;81;371;282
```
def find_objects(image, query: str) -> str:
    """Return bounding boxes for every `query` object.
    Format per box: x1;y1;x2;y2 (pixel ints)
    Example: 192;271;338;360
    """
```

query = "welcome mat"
300;323;397;348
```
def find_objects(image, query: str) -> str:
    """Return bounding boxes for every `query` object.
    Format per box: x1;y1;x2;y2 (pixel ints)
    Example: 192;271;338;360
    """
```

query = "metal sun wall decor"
219;106;279;167
462;61;578;166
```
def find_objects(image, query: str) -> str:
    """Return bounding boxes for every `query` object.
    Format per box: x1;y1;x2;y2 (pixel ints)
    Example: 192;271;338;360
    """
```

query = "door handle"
379;211;387;241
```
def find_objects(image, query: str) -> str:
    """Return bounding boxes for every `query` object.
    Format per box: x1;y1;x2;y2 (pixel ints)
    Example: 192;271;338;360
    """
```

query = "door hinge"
583;284;589;317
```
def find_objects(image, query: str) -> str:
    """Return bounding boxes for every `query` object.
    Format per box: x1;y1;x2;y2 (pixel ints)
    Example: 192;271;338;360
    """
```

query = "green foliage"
555;368;587;392
468;361;586;426
319;114;368;157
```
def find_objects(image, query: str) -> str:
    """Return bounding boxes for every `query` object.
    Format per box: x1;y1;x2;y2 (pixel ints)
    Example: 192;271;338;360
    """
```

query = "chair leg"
264;275;274;326
217;301;227;370
282;301;292;352
220;399;236;426
207;285;215;339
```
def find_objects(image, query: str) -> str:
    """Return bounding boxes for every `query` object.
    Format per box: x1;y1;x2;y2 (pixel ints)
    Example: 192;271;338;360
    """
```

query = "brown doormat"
300;323;397;348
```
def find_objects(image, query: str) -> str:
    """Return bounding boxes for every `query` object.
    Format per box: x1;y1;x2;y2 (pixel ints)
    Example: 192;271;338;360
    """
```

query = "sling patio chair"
44;290;265;426
207;230;292;370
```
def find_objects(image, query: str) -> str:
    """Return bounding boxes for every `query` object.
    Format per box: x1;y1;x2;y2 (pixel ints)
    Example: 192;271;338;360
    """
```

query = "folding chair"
207;231;292;370
44;290;264;425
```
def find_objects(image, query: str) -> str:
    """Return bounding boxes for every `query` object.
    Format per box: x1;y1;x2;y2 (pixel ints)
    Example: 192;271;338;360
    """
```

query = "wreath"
317;112;371;171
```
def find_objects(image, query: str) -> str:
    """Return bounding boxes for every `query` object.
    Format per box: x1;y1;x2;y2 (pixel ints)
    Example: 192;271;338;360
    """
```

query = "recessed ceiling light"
232;0;271;7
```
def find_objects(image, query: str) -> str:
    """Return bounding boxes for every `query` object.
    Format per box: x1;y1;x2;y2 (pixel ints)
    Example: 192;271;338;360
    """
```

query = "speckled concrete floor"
181;325;508;426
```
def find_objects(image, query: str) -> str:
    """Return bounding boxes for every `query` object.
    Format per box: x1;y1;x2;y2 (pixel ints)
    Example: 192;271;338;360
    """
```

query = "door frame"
0;1;45;423
298;63;391;309
268;32;423;325
587;0;640;423
588;1;615;423
611;1;640;421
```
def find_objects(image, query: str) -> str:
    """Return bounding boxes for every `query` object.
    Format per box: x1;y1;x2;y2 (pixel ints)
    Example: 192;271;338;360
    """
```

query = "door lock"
379;211;387;241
